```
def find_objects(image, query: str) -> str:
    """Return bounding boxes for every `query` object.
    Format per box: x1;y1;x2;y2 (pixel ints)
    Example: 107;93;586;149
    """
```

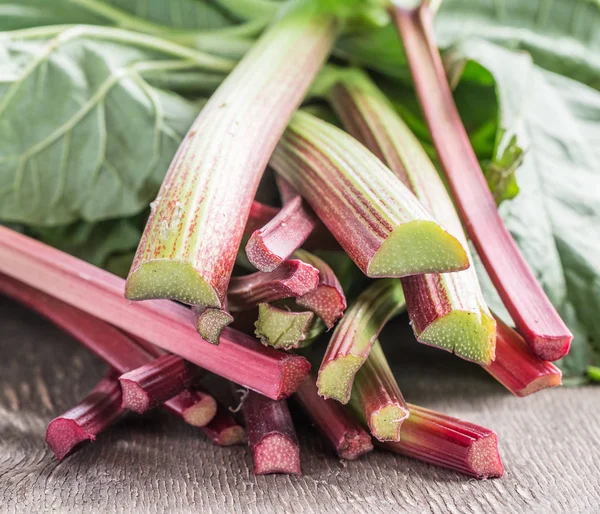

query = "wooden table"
1;296;598;513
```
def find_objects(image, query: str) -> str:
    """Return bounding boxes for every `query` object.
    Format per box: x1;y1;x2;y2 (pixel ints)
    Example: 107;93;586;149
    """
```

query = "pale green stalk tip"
370;404;408;442
254;304;314;349
317;355;364;403
197;309;233;344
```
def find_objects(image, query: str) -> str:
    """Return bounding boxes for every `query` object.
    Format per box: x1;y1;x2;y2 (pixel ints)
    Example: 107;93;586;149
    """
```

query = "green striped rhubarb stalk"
270;110;469;279
317;279;406;403
125;2;337;308
329;69;495;365
350;339;408;442
391;1;571;361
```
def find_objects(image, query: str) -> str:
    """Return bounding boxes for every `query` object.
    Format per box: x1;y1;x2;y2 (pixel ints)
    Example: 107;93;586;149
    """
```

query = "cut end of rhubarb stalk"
125;260;220;307
119;379;153;414
466;432;505;479
419;309;497;365
195;307;234;344
255;303;315;350
317;355;363;404
296;284;346;330
253;433;302;475
338;431;374;460
46;418;94;461
530;336;572;362
367;220;469;278
279;355;313;399
245;231;286;272
181;394;218;427
217;426;247;446
369;404;409;442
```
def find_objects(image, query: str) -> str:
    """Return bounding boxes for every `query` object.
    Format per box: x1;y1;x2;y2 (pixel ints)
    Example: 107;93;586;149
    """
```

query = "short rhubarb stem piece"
119;354;204;414
162;389;217;428
484;316;562;397
46;373;124;461
382;404;505;479
254;303;315;350
201;402;247;446
125;3;336;308
242;391;301;475
294;377;373;460
271;110;469;278
351;340;408;442
193;306;233;344
317;279;406;404
330;68;496;364
391;2;572;360
294;249;346;329
228;259;319;311
0;229;311;400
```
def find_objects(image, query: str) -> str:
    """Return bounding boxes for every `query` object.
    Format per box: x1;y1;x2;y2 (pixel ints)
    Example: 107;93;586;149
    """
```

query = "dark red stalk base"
485;316;562;397
228;259;319;311
119;354;204;414
45;373;124;461
391;5;571;361
295;377;372;460
201;403;246;446
383;404;504;479
242;391;301;475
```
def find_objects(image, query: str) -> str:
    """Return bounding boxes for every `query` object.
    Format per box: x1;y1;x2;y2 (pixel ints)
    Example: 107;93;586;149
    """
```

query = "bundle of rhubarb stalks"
0;1;572;479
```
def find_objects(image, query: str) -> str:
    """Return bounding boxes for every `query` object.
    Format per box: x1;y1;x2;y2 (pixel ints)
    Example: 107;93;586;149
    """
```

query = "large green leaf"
0;25;231;225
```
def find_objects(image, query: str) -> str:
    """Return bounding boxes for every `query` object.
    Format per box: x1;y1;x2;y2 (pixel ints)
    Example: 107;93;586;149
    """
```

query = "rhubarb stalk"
125;2;337;308
193;306;233;344
161;389;218;428
382;403;505;479
294;376;373;460
391;2;572;361
254;303;316;350
200;403;246;446
484;316;562;397
351;340;408;442
330;69;495;364
241;391;301;475
271;110;469;278
46;373;124;461
0;230;311;400
317;279;405;404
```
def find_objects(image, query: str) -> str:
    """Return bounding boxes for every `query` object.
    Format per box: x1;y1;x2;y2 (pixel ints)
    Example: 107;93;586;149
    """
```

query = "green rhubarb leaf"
0;25;230;226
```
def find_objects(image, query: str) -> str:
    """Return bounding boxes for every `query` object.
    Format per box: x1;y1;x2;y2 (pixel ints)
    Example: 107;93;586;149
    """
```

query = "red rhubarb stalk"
161;388;217;428
200;403;246;446
244;201;280;236
228;259;320;311
351;340;408;442
391;2;572;360
295;377;373;460
125;3;336;308
485;316;562;397
242;391;301;475
119;354;204;414
318;279;405;404
46;373;124;461
0;231;311;400
294;249;346;329
382;404;504;479
330;69;495;364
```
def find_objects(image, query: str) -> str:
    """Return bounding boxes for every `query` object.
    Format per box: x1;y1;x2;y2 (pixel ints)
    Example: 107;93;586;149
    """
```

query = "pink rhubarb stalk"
383;404;504;479
125;3;336;308
200;402;246;446
485;316;562;397
295;377;373;460
228;259;320;311
244;201;280;236
391;2;571;360
161;388;217;428
0;229;311;400
193;306;233;344
45;373;124;461
330;68;496;365
271;110;470;278
242;391;301;475
317;279;405;404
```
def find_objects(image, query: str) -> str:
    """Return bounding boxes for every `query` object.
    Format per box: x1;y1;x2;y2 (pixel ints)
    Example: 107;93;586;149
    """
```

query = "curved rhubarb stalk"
46;373;124;461
382;404;504;479
0;230;311;400
330;69;495;364
485;316;562;397
317;279;406;404
391;2;571;361
125;4;336;308
294;377;373;460
228;259;320;311
271;110;469;278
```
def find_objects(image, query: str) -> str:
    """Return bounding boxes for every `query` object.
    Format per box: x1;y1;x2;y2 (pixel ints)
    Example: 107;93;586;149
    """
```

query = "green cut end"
317;355;364;404
419;309;496;365
367;220;469;278
254;303;314;350
370;404;408;442
125;260;220;307
197;309;233;344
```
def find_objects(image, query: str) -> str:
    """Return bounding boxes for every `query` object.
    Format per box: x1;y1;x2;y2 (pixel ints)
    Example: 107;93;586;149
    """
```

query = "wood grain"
0;296;598;513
